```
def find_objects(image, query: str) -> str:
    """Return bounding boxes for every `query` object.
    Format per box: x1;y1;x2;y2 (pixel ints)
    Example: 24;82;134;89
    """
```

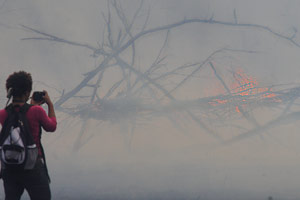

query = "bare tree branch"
224;111;300;145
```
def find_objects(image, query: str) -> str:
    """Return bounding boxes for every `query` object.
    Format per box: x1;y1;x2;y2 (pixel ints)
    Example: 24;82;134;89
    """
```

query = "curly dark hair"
6;71;32;98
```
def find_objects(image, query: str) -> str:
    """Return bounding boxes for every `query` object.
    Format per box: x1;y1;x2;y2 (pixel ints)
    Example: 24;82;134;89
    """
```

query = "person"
0;71;57;200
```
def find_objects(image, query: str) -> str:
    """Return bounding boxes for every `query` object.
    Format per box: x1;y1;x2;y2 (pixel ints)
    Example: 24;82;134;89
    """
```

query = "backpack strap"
4;103;32;115
0;104;18;144
14;103;36;146
39;126;51;183
19;103;32;114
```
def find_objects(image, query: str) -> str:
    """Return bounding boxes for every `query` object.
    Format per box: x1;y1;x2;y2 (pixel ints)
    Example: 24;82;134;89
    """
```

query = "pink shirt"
0;105;57;155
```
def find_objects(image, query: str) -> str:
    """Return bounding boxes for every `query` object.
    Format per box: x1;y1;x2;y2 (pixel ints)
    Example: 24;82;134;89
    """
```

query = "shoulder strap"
0;104;17;144
38;127;51;183
16;103;36;146
19;103;32;114
4;103;32;114
5;103;15;115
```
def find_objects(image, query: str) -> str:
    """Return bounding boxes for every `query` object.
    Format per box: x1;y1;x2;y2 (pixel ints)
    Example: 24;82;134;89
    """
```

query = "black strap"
20;104;36;146
39;126;51;183
5;103;32;114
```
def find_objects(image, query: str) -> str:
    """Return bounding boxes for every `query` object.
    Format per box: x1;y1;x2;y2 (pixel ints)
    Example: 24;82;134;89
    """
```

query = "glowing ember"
208;67;281;111
231;68;261;96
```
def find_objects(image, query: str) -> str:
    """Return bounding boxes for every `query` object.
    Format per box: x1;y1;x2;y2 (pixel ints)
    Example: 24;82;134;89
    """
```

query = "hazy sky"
1;0;300;199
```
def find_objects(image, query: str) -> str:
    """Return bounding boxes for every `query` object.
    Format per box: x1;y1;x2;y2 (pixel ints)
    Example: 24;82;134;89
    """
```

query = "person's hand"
30;99;43;105
30;97;44;106
43;90;53;105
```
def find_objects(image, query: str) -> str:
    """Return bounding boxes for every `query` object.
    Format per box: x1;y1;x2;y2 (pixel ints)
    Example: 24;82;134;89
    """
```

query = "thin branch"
21;25;99;52
224;111;300;145
90;70;104;103
166;48;224;96
141;5;151;32
102;78;125;100
146;29;170;74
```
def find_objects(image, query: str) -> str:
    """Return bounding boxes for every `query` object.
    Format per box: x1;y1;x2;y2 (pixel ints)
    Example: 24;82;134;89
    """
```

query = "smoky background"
1;0;300;199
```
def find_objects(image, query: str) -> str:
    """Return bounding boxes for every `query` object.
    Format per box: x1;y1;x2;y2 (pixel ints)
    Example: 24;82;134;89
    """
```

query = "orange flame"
208;68;281;111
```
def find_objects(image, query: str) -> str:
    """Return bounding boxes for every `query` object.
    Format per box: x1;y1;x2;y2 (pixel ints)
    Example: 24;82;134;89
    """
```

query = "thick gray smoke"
1;0;300;199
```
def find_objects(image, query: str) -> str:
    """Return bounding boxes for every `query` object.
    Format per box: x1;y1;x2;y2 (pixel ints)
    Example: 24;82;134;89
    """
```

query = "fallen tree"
21;0;300;150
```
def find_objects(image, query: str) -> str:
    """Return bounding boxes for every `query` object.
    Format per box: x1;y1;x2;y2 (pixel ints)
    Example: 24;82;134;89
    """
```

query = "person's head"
6;71;32;102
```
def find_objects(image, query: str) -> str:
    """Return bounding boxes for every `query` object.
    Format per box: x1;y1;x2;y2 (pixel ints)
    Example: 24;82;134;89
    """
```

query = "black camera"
32;91;45;102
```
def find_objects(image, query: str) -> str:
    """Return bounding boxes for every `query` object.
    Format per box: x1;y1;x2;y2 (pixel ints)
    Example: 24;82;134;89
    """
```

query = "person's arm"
43;90;56;119
31;90;56;119
31;90;57;132
0;109;7;126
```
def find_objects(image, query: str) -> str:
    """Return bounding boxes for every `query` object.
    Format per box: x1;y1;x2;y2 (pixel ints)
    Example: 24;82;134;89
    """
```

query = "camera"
32;91;45;102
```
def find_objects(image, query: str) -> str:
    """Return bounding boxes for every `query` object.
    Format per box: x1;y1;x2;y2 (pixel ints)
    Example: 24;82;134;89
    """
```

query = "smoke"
1;0;300;199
